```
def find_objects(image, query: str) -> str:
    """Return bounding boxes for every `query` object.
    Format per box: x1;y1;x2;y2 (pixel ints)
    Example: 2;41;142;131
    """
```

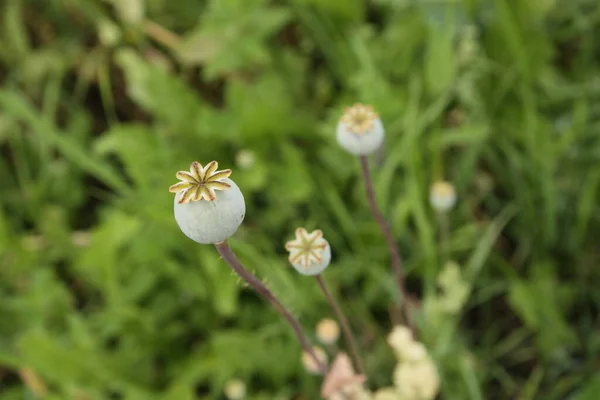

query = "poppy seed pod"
285;228;331;276
336;103;385;155
169;161;245;244
429;180;457;213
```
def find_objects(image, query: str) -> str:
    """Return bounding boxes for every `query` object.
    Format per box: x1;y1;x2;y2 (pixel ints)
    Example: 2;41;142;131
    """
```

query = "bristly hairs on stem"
214;240;328;375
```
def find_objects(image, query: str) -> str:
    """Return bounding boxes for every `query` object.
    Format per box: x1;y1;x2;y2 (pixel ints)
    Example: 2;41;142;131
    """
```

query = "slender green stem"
438;211;451;264
315;274;366;376
214;241;327;375
359;155;414;331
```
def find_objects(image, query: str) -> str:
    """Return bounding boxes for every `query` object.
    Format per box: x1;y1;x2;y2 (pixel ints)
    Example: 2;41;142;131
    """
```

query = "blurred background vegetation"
1;0;600;398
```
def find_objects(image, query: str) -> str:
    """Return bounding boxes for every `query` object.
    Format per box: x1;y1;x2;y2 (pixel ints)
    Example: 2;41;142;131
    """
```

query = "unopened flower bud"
224;379;246;400
235;149;256;169
316;318;340;345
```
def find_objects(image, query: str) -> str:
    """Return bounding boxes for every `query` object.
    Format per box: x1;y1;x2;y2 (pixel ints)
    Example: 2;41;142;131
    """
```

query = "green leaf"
0;89;129;194
177;0;291;78
508;266;577;356
424;22;457;97
115;49;205;134
573;377;600;400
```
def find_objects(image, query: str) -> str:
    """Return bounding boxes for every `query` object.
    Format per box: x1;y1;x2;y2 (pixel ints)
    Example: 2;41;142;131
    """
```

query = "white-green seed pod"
285;228;331;276
169;161;245;244
429;180;457;213
336;103;385;155
173;178;245;244
292;240;330;276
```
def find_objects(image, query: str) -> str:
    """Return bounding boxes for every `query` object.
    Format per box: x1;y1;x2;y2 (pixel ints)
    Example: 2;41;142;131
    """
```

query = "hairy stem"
315;274;366;376
214;241;327;375
359;155;414;331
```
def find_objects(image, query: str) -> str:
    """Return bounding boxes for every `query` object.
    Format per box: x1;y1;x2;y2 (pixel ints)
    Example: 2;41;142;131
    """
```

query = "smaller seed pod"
169;161;245;244
285;228;331;276
429;180;457;213
336;103;385;155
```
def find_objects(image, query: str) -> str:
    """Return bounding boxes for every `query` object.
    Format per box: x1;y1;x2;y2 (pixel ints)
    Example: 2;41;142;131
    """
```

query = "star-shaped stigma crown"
169;161;232;203
340;103;379;135
285;228;328;269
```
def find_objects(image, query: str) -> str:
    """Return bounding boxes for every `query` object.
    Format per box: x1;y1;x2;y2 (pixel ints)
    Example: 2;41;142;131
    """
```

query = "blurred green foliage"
1;0;600;398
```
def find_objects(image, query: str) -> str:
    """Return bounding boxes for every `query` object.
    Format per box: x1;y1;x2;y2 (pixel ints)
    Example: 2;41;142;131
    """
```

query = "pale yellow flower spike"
285;228;328;269
169;161;232;204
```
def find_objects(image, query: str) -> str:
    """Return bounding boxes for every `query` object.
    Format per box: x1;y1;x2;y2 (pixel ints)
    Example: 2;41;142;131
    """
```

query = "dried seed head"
169;160;232;204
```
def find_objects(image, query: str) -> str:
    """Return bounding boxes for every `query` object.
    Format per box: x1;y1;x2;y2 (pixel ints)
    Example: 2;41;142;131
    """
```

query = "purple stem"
214;240;327;375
